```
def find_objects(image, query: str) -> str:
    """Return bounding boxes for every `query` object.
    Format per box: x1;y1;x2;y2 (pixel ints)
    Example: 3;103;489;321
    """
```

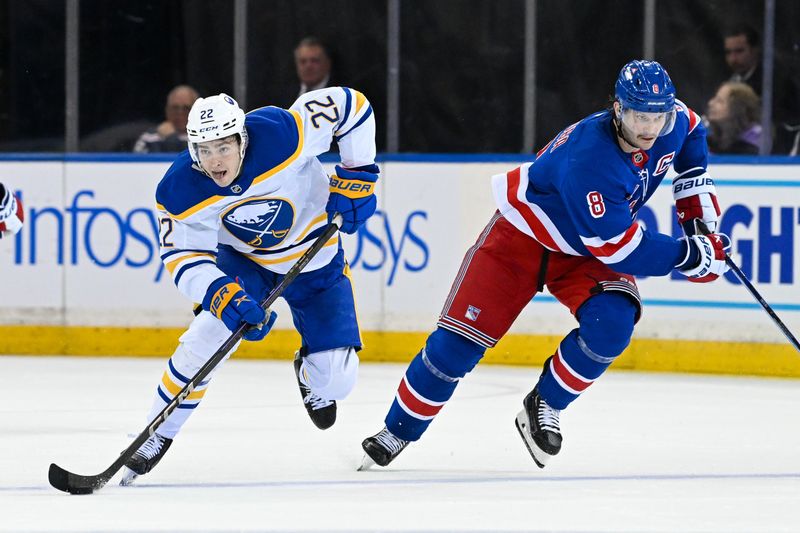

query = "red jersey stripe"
506;167;562;251
585;222;640;258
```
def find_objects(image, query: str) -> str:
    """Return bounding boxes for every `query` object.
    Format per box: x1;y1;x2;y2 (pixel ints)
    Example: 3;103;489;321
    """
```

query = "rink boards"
0;154;798;376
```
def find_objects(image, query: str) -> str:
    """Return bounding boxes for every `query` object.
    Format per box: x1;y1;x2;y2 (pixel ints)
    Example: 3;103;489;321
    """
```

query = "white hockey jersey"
155;87;377;304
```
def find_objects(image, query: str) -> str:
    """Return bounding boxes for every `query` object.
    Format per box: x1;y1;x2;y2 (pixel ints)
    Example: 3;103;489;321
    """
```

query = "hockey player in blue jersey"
360;60;730;470
120;88;378;485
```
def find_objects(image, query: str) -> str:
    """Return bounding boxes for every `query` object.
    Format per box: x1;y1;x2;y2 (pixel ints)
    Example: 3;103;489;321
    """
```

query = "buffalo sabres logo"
221;198;295;249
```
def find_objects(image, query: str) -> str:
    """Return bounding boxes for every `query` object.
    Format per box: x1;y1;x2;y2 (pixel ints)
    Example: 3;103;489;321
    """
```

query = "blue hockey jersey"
492;100;708;276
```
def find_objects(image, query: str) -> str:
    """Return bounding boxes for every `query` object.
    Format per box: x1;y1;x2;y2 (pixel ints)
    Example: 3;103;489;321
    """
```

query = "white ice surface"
1;355;799;532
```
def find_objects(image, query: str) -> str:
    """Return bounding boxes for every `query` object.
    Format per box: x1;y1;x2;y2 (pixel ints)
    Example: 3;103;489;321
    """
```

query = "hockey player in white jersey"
0;182;24;239
120;88;378;485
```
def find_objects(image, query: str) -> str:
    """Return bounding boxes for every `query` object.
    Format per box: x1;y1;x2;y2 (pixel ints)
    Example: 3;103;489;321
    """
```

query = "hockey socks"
385;328;485;441
536;330;613;409
537;293;636;409
146;354;212;438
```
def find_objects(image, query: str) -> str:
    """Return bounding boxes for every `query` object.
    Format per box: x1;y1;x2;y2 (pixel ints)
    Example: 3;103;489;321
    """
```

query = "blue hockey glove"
202;276;276;341
326;164;379;234
243;307;278;341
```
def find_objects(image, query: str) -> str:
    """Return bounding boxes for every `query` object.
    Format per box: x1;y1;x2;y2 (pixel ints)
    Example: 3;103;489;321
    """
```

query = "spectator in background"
705;81;763;155
722;23;800;154
133;85;199;153
724;24;761;87
278;37;336;107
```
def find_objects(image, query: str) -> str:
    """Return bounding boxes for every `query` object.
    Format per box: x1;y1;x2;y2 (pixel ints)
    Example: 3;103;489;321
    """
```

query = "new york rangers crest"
465;305;481;321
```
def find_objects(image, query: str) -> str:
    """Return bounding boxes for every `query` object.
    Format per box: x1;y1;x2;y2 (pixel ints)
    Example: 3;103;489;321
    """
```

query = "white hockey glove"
0;183;24;239
673;167;720;236
677;233;731;283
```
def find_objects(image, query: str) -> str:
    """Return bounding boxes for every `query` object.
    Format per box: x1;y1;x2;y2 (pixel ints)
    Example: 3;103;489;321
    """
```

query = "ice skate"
294;351;337;430
358;427;409;470
515;387;562;468
119;433;173;486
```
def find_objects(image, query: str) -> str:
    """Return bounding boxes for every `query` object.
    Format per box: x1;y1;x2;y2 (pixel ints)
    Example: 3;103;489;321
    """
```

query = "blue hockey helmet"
614;60;677;139
615;60;675;113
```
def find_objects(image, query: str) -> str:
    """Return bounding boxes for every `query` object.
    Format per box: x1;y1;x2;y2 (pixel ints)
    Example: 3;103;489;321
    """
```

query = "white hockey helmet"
186;93;249;175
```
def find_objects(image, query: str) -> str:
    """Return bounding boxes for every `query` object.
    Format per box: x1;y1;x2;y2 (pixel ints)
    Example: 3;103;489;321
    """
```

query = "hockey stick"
48;214;343;494
722;255;800;352
695;220;800;352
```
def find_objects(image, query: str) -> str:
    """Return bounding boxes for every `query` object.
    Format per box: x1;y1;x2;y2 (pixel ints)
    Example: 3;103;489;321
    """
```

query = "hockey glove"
0;183;24;239
672;167;720;236
326;164;379;234
677;233;731;283
202;276;276;341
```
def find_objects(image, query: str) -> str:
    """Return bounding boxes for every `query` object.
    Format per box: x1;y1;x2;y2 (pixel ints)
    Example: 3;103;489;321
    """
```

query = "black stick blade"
48;463;108;495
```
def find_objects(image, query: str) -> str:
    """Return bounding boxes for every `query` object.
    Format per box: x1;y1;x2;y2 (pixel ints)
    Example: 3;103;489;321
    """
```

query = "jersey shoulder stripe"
155;153;225;220
675;98;701;134
250;108;304;187
491;164;580;255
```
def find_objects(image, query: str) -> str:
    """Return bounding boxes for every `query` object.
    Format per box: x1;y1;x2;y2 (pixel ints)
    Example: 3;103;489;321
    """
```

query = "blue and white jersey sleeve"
290;87;376;168
562;165;684;276
156;180;227;304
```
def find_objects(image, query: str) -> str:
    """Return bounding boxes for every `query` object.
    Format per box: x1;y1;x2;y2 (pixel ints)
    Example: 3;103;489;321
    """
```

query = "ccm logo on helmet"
199;126;219;133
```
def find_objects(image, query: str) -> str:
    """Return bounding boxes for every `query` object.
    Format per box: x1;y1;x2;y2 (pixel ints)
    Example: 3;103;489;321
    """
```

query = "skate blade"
357;453;376;471
514;410;551;469
119;467;139;486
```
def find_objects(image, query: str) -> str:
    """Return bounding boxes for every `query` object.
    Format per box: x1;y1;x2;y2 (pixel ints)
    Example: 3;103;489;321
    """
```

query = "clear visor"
619;107;677;138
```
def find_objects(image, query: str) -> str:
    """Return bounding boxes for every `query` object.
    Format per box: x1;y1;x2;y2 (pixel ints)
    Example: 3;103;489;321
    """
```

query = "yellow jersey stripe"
164;252;215;275
295;213;328;241
247;236;337;265
252;110;305;187
354;90;367;113
170;194;225;221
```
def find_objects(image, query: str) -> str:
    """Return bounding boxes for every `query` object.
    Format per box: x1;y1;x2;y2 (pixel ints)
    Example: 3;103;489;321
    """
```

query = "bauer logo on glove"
677;232;731;283
202;277;273;340
208;282;239;318
329;176;375;198
326;163;380;234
